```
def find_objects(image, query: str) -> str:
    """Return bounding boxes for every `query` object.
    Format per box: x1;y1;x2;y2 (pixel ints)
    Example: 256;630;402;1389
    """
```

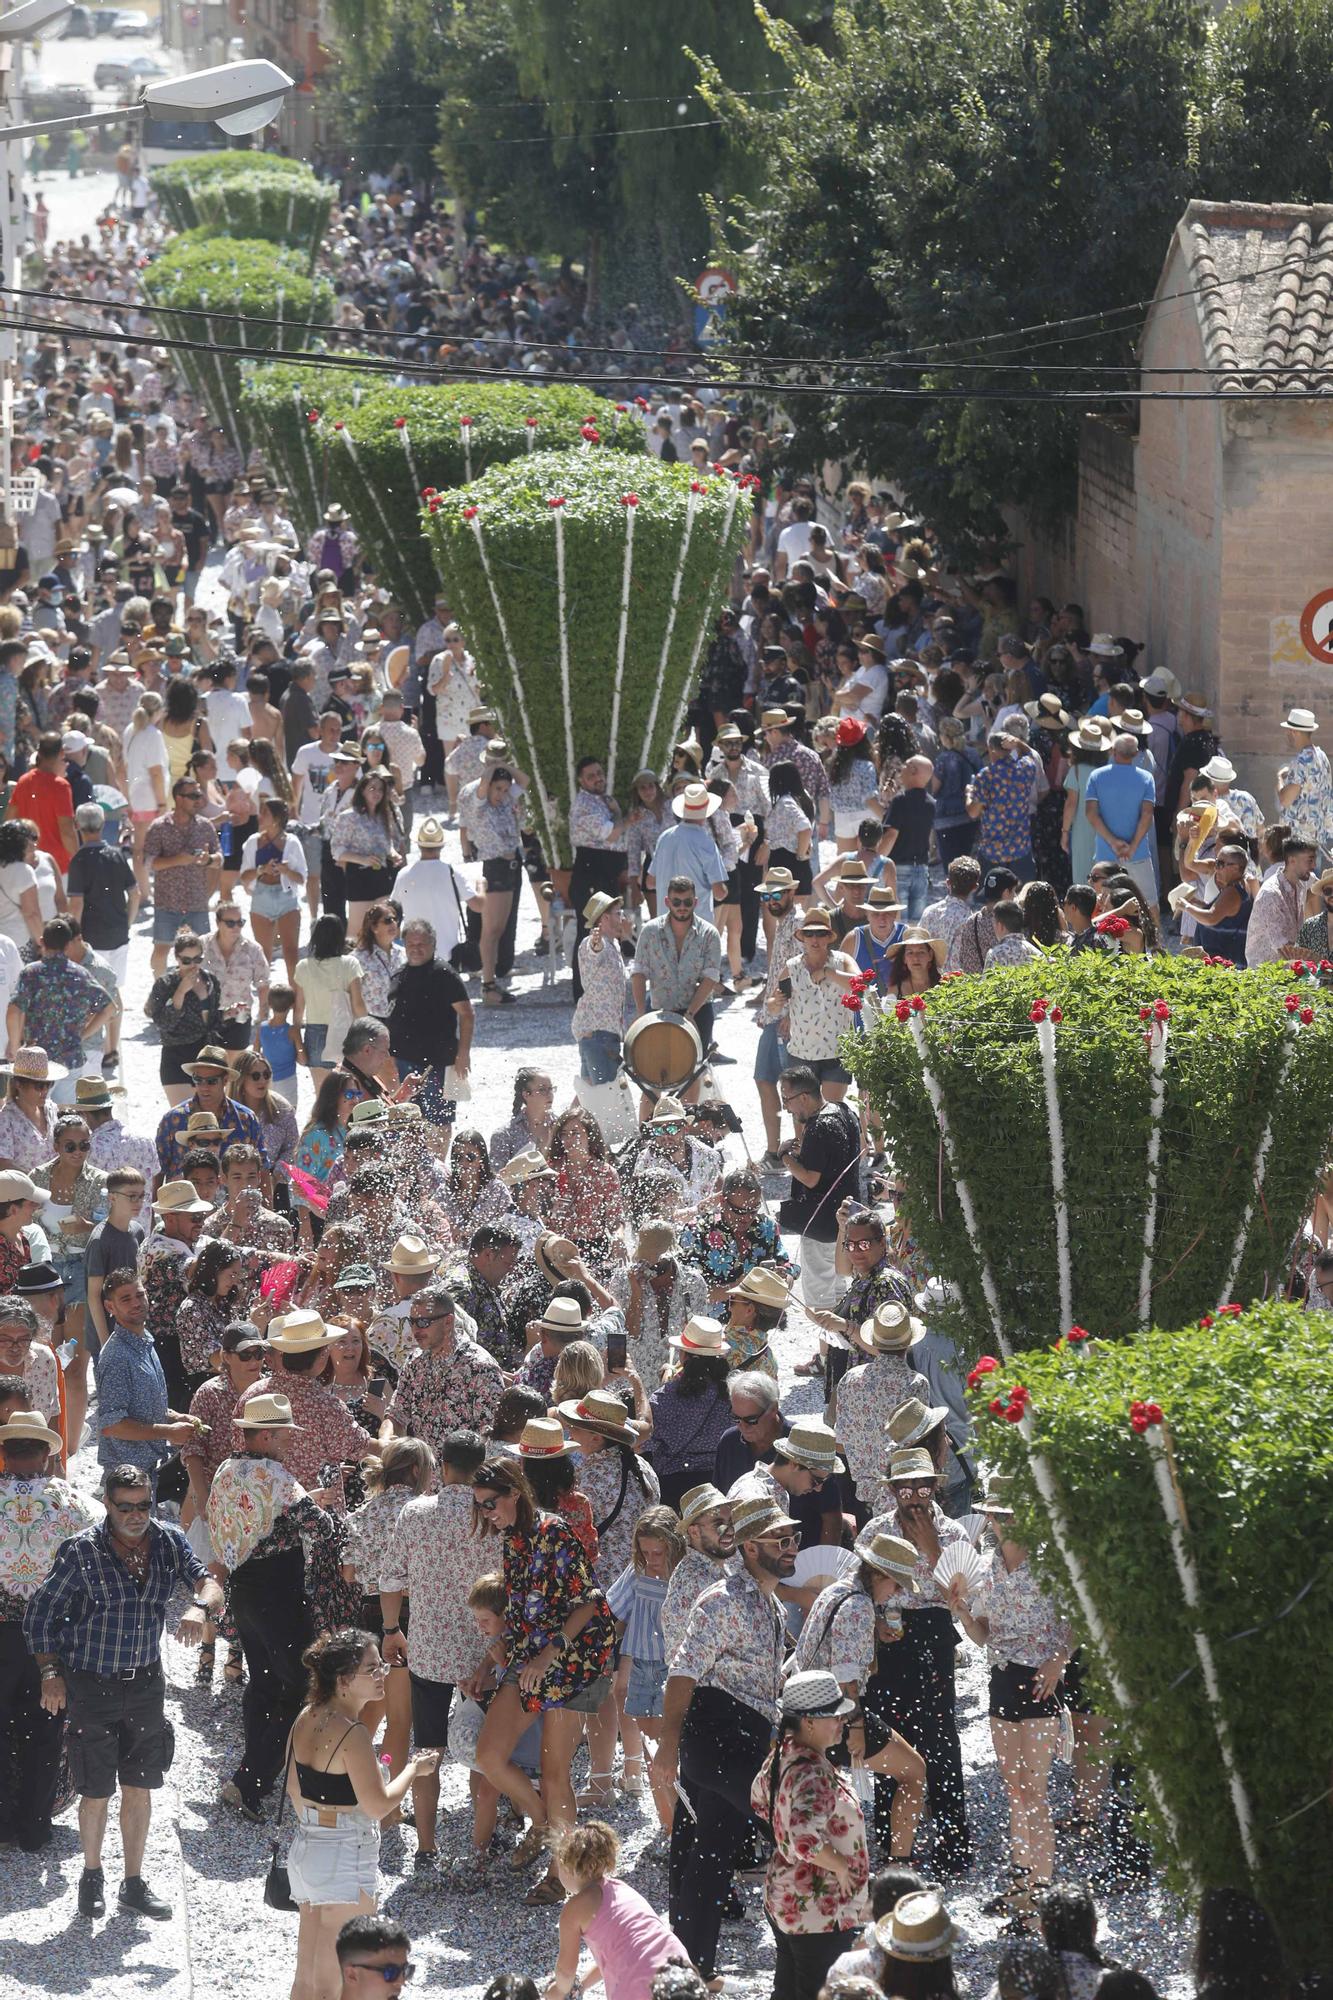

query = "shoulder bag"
262;1734;298;1910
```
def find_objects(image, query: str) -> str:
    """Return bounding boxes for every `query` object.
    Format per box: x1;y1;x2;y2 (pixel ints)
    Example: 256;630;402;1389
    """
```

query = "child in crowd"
546;1820;692;2000
606;1506;683;1830
259;982;301;1085
180;1147;221;1210
448;1573;542;1888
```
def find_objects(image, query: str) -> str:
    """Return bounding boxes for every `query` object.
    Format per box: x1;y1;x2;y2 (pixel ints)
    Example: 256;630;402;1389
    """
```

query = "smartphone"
368;1376;387;1397
605;1332;627;1372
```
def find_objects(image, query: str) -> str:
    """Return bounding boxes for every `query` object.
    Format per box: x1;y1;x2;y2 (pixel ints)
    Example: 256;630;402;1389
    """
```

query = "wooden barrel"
622;1011;703;1090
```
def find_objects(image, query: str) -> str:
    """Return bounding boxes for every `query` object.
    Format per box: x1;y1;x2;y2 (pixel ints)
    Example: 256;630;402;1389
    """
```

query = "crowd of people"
0;162;1313;2000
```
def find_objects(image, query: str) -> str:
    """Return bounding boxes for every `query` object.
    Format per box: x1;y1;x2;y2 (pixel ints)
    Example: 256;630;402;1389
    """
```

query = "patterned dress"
750;1742;871;1936
500;1512;616;1714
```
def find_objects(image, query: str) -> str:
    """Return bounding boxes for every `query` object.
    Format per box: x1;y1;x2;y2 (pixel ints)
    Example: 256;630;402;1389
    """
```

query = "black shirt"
884;787;936;866
281;683;319;767
779;1101;862;1242
170;506;211;569
66;838;135;949
386;957;469;1070
714;1419;844;1552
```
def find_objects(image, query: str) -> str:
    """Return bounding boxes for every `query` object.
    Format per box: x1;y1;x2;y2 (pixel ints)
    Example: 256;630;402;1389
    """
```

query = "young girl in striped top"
606;1505;683;1830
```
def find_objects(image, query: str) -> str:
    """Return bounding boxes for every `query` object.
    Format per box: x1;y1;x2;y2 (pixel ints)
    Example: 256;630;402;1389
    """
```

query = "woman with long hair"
343;1439;434;1785
123;691;169;899
0;817;45;950
331;769;404;936
467;759;527;1007
441;1127;517;1238
488;1067;555;1171
644;1325;734;1511
548;1108;625;1276
826;717;880;851
1063;728;1109;887
876;712;917;805
1020;879;1065;950
293;913;366;1083
248;735;294;806
145;927;223;1105
351;902;404;1024
624;771;672;917
762;760;814;893
469;1457;616;1908
1192;1885;1288;2000
240;798;305;983
176;1238;244;1391
31;1109;107;1449
883;926;945;1000
285;1629;438;2000
230;1046;299;1178
293;1070;358;1234
161;674;212;789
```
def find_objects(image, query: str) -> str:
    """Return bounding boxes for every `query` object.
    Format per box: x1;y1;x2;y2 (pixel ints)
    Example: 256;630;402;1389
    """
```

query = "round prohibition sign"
1299;588;1333;666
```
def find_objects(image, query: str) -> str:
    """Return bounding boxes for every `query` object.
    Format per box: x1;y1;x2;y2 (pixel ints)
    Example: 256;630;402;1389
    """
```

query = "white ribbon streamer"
293;387;319;528
466;513;561;868
1215;1030;1294;1309
660;475;744;770
461;421;473;483
335;427;424;623
637;487;697;772
1035;1015;1072;1332
553;504;576;821
1138;1016;1169;1327
605;501;636;796
908;1012;1008;1354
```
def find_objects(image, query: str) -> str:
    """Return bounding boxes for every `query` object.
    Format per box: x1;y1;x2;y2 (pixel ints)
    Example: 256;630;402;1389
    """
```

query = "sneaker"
119;1875;171;1921
77;1866;105;1918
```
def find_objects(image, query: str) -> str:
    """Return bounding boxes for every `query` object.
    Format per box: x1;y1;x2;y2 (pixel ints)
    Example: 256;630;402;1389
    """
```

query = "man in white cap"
646;784;727;924
656;1490;797;1980
0;1406;99;1849
208;1391;343;1820
392;816;481;962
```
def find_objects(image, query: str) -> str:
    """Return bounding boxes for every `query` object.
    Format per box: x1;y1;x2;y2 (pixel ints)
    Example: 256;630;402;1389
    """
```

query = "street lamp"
0;54;294;519
0;0;73;39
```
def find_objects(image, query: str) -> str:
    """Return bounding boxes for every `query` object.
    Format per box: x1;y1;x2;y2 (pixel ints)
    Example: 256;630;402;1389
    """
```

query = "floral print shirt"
205;1452;313;1571
679;1208;796;1292
387;1334;504;1460
181;1373;245;1489
142;1234;193;1364
343;1484;417;1594
501;1513;616;1713
671;1567;787;1724
856;1502;972;1610
0;1474;99;1621
662;1546;731;1663
202;936;271;1022
1283;742;1333;848
969;754;1035;866
971;1548;1074;1668
576;1446;661;1592
379;1486;493;1683
13;957;107;1069
293;1121;345;1206
783;950;859;1063
571;934;629;1041
236;1371;374;1510
791;1578;877;1687
751;1743;870;1936
352;941;405;1020
550;1159;625;1266
834;1352;933;1505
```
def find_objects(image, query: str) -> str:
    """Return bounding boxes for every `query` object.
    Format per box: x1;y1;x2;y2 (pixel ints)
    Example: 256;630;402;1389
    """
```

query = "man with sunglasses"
142;773;223;977
336;1914;414;1996
380;1280;503;1462
655;1490;798;1981
631;876;722;1106
154;1044;265;1183
26;1457;220;1918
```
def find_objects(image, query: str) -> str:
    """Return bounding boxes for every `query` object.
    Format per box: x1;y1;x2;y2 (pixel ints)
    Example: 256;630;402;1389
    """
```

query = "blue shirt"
607;1565;668;1663
1085;762;1157;861
647;822;728;923
155;1094;265;1178
94;1326;169;1472
24;1517;204;1675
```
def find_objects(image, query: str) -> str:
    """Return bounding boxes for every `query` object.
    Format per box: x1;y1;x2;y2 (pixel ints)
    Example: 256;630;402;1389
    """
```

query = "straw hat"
184;1110;225;1140
416;817;446;851
672;782;713;823
265;1309;345;1352
772;1421;845;1477
1200;754;1237;784
0;1408;62;1455
885;1395;950;1452
1282;707;1319;732
0;1045;67;1084
1178;691;1212;720
556;1388;637;1445
678;1482;731;1527
153;1179;213;1217
74;1076;119;1111
760;866;797;893
648;1094;689;1129
534;1232;577;1283
180;1046;232;1079
670;1315;726;1357
883;924;947;967
975;1471;1016;1517
235;1392;303;1430
859;1299;924;1353
1024;693;1072;730
583;890;622;926
498;1146;557;1190
832;859;871;888
387;1233;443;1276
727;1267;789;1312
467;706;497;726
1068;722;1106;753
887;1447;938;1484
760;707;793;730
1140;668;1180;701
1116;707;1151;739
875;1890;956;1962
732;1492;799;1541
779;1669;855;1720
795;909;836;938
632;1220;677;1264
860;1531;920;1587
536;1296;585;1337
1088;633;1124;659
857;885;905;917
348;1099;390;1129
516;1416;577;1459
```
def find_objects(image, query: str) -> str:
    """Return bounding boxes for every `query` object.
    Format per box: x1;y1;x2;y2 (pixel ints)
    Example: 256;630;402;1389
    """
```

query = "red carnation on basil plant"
690;480;706;493
621;494;639;507
1301;1005;1315;1025
615;402;627;412
1218;1303;1242;1317
634;396;650;410
581;424;600;442
1199;1313;1214;1329
1291;959;1307;975
307;411;319;423
1030;1002;1048;1023
895;1000;911;1022
988;1398;1005;1418
393;416;406;428
966;1357;999;1390
459;415;473;427
525;416;538;427
1004;1405;1025;1423
1067;1325;1090;1343
1050;1006;1063;1023
909;994;927;1013
1285;995;1300;1012
547;496;566;508
1153;999;1170;1021
333;421;344;431
462;506;478;520
422;487;437;498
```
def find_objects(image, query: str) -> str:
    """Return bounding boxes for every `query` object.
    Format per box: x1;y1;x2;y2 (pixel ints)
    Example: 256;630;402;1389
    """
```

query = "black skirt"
989;1659;1066;1723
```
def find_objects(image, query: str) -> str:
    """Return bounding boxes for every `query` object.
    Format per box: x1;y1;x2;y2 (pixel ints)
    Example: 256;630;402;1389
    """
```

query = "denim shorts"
753;1020;790;1085
578;1030;622;1084
153;905;210;944
625;1656;668;1718
303;1024;328;1067
50;1244;88;1308
250;881;301;920
414;1064;459;1129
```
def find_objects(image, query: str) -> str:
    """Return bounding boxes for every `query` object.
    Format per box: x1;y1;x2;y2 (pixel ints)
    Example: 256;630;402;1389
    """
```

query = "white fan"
957;1512;989;1547
933;1542;987;1594
791;1544;859;1591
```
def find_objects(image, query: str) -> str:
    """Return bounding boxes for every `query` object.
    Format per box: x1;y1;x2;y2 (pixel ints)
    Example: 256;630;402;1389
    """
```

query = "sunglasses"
736;1411;767;1428
250;1066;272;1079
110;1499;152;1516
408;1311;451;1329
178;955;202;966
347;1967;414;1985
759;1532;799;1550
178;788;202;799
474;1494;503;1513
219;917;242;928
61;1140;91;1153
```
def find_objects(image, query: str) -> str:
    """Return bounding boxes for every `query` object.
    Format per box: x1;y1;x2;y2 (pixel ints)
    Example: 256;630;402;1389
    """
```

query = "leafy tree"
698;0;1206;546
1196;0;1333;203
324;11;448;188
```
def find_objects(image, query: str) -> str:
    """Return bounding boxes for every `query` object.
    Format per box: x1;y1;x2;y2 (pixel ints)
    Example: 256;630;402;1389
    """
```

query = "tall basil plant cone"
970;1304;1333;1974
845;954;1333;1347
143;233;333;458
427;449;750;871
319;383;647;626
239;361;377;535
148;154;333;268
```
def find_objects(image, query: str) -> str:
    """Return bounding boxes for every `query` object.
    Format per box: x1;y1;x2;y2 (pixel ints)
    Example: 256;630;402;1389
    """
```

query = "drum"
622;1011;704;1090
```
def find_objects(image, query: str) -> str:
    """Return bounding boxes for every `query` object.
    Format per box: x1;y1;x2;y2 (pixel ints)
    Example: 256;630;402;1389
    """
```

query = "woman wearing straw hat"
750;1670;872;2000
645;1318;734;1511
609;1219;710;1388
882;927;946;1002
872;1890;961;1997
788;1534;928;1863
945;1476;1073;1934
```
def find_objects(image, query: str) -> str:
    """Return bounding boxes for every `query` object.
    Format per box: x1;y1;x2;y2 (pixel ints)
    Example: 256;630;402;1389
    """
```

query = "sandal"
510;1823;548;1870
618;1757;646;1797
195;1642;216;1685
223;1648;246;1686
481;982;517;1007
523;1874;566;1907
576;1771;616;1808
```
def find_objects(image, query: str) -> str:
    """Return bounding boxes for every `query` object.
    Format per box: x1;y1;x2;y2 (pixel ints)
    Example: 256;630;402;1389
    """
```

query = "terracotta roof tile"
1178;200;1333;389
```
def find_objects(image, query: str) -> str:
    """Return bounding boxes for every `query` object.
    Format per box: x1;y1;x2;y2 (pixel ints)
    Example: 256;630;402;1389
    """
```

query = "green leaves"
147;155;333;269
846;956;1333;1344
973;1302;1333;1968
426;449;748;867
142;233;333;457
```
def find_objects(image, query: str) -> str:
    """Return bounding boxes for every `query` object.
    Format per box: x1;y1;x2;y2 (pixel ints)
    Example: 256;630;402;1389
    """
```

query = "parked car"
110;8;152;31
58;5;95;35
93;51;170;88
22;82;94;118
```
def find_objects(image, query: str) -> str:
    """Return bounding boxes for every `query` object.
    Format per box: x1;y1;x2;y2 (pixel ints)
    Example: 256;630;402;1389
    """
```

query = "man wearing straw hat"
0;1407;98;1850
661;1483;737;1662
646;786;728;925
834;1303;932;1513
656;1490;798;1979
239;1309;375;1508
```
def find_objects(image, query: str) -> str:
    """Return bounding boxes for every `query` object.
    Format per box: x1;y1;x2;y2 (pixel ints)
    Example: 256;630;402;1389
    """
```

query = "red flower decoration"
1095;914;1130;936
895;1000;911;1022
1218;1303;1243;1317
1050;1006;1063;1023
1130;1399;1164;1434
634;396;650;410
427;499;440;513
333;421;344;431
614;402;627;412
1199;1312;1215;1329
1284;995;1300;1012
306;410;320;423
1008;1384;1030;1407
621;494;639;508
840;995;861;1011
1322;960;1332;974
966;1357;999;1390
1030;1002;1048;1023
1153;999;1170;1022
1301;1005;1315;1025
547;496;566;509
1139;1006;1150;1021
393;416;407;428
422;487;437;499
1067;1325;1090;1343
909;994;927;1013
988;1397;1005;1417
462;506;478;520
1004;1405;1025;1423
581;424;601;443
459;415;473;427
525;416;539;428
1291;959;1308;975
